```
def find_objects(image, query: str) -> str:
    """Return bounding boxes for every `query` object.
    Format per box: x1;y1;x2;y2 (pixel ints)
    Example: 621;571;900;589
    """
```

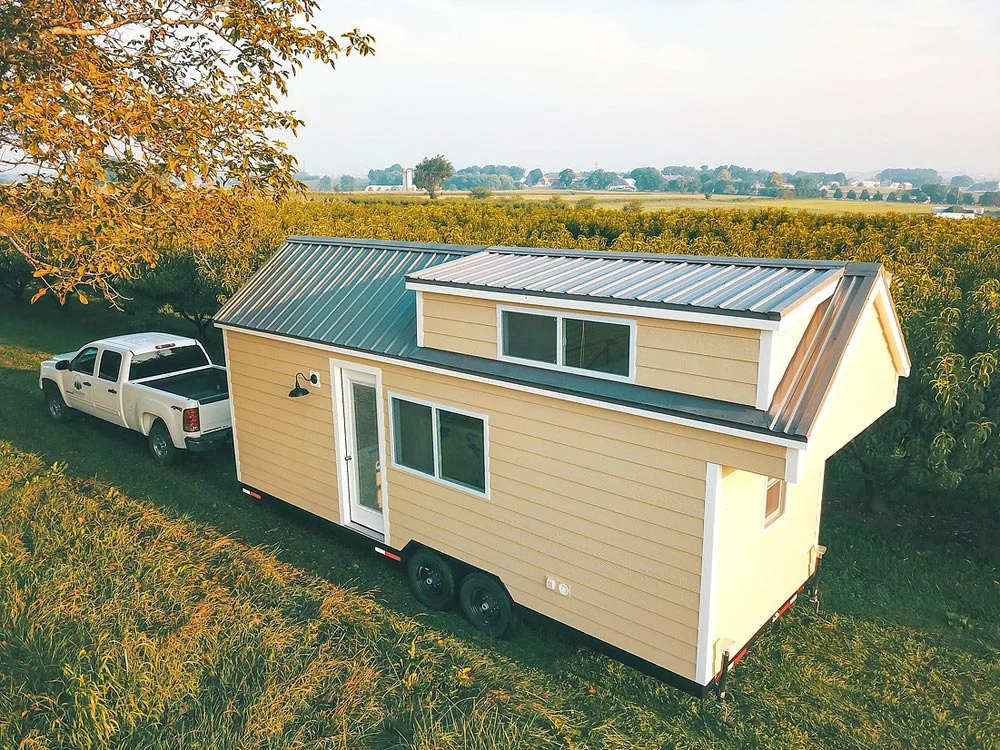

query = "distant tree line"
303;160;999;204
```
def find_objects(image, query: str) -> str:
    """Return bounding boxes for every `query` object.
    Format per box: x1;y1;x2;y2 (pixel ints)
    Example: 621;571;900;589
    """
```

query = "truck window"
128;345;209;380
71;347;99;375
98;350;123;382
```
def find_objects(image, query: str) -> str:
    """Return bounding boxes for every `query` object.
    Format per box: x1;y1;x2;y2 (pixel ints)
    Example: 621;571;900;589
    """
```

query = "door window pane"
438;409;486;493
351;382;381;511
563;318;630;376
392;398;434;475
71;347;99;376
502;311;557;364
98;351;122;382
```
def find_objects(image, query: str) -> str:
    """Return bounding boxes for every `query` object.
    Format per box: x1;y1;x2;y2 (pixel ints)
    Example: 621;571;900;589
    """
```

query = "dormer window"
499;306;635;381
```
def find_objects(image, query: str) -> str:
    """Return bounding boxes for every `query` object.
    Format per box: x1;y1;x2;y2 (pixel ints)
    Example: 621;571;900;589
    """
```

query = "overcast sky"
283;0;1000;178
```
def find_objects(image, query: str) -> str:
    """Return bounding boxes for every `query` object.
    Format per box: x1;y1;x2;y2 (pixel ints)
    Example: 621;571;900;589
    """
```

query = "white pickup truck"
39;333;232;465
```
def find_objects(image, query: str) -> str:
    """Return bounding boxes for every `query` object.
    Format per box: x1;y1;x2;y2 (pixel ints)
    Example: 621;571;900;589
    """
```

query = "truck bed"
142;366;229;404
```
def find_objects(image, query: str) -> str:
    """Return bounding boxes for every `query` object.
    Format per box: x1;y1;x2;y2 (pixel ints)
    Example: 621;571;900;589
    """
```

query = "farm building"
213;236;910;696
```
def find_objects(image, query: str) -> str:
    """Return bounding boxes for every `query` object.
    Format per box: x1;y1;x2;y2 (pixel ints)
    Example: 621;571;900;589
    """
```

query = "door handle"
108;388;117;394
82;381;92;387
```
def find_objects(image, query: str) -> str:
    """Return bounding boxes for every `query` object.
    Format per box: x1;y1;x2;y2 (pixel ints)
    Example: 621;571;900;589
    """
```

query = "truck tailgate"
199;398;231;433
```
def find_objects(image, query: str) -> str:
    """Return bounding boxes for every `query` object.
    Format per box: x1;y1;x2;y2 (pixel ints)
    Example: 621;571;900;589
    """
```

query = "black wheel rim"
416;563;445;601
469;587;502;628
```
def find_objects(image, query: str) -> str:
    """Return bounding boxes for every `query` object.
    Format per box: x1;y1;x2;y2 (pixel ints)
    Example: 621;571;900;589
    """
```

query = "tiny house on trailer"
213;236;909;697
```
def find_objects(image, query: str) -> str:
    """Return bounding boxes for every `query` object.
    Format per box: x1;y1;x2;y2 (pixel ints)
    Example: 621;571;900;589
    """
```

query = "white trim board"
695;462;723;686
217;323;808;453
221;329;242;482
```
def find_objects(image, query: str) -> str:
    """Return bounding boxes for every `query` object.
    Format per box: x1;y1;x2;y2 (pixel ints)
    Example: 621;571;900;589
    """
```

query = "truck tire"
459;572;515;638
44;386;72;423
406;548;457;610
148;419;179;467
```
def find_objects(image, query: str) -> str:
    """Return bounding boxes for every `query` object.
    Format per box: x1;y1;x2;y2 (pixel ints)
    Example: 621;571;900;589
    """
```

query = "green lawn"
1;299;999;748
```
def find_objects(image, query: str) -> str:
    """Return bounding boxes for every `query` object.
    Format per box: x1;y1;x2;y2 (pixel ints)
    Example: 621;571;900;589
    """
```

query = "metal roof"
406;250;845;320
214;236;901;443
767;270;881;437
214;237;482;357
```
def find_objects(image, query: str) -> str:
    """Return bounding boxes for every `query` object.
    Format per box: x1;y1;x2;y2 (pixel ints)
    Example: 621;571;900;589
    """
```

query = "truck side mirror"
55;360;70;370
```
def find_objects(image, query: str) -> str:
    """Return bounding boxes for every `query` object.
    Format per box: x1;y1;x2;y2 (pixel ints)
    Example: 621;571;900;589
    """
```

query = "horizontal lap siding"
709;465;824;678
636;319;760;406
381;366;706;677
418;295;762;406
224;328;790;681
225;330;342;525
423;292;496;358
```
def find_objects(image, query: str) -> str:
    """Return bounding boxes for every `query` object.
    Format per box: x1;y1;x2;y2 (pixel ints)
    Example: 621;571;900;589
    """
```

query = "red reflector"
154;343;175;349
375;546;402;562
182;407;200;433
249;490;261;499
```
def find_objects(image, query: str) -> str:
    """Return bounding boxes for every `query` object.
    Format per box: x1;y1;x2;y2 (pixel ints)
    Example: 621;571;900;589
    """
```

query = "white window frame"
387;391;490;499
763;477;787;530
496;304;637;384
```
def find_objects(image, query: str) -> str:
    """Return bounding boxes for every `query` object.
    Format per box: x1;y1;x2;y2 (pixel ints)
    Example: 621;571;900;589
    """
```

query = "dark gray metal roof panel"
214;238;484;357
407;251;844;319
215;236;891;443
767;272;880;436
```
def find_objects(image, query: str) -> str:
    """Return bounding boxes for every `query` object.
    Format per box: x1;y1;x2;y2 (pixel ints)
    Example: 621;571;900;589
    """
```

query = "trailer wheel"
459;572;514;638
44;388;72;423
148;419;179;467
406;548;456;610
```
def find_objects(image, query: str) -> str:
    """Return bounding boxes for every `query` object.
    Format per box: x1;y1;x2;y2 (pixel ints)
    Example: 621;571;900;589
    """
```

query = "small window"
390;395;488;496
764;478;786;528
563;318;630;376
501;311;557;364
391;399;434;476
71;347;99;376
498;306;634;381
438;409;486;492
97;350;123;382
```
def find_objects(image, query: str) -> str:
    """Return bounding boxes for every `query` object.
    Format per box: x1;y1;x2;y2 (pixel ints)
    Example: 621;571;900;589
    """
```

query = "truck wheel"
148;419;179;466
45;388;72;423
459;572;514;638
406;548;456;610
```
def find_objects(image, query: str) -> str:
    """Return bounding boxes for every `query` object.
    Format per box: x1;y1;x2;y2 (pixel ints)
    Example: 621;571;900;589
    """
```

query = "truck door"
91;348;126;426
65;346;99;414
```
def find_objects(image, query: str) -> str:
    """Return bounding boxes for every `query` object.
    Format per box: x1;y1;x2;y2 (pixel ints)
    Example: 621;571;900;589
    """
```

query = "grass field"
312;190;938;215
2;299;1000;748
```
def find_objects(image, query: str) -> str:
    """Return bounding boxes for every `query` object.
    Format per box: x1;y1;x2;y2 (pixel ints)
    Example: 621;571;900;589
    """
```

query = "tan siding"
709;464;825;677
225;329;342;525
224;328;790;680
422;292;497;358
418;294;762;405
808;302;899;462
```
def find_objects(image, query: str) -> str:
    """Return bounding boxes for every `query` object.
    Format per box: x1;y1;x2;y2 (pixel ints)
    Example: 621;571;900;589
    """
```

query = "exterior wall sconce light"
288;372;313;398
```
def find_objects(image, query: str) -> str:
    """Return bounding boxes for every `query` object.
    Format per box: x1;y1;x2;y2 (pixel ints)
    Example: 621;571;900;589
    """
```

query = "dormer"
406;249;846;408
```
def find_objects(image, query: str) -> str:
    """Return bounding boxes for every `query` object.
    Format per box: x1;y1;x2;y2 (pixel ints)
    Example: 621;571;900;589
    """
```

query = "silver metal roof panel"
407;251;844;319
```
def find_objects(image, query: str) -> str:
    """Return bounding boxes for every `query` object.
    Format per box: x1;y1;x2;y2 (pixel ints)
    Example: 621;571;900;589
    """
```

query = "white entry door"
338;368;386;535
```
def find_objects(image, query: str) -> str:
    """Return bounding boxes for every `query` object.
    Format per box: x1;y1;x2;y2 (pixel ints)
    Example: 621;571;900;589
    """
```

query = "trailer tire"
406;548;456;610
44;387;72;423
148;419;179;467
459;572;514;638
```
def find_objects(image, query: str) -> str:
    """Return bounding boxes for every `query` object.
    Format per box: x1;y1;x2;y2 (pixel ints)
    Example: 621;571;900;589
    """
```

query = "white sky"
283;0;1000;178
